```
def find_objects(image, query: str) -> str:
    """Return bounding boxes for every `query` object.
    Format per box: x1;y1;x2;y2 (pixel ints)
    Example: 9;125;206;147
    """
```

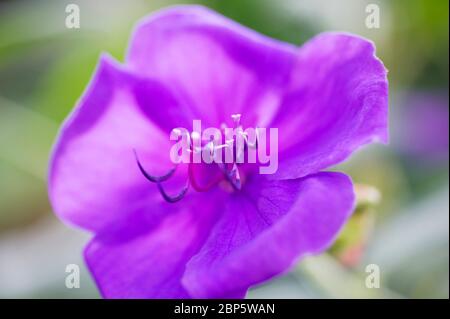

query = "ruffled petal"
182;172;355;298
48;54;187;232
126;5;297;128
84;190;231;298
272;33;388;179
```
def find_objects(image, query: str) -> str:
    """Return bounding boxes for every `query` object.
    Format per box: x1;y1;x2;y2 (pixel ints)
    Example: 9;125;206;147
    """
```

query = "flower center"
135;114;258;203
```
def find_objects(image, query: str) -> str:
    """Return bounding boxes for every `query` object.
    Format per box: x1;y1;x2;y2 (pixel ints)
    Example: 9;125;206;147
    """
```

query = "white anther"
191;131;201;140
231;114;242;126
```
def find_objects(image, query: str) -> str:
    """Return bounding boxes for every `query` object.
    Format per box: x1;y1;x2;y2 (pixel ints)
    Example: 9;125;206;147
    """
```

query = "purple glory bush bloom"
48;5;388;298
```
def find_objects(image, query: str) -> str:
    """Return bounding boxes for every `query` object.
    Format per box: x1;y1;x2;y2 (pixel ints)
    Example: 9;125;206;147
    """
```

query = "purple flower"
48;6;388;298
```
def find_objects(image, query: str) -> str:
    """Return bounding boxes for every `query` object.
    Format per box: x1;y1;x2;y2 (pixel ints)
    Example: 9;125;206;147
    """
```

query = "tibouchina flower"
48;5;388;298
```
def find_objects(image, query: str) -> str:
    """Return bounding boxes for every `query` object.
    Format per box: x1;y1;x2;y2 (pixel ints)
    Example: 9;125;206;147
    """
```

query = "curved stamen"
242;131;258;149
217;163;242;191
134;149;176;183
157;182;189;203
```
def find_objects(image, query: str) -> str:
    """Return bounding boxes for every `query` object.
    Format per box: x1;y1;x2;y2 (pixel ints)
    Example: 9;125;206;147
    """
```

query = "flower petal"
182;172;355;298
83;190;243;298
272;32;388;179
48;54;187;232
126;5;297;128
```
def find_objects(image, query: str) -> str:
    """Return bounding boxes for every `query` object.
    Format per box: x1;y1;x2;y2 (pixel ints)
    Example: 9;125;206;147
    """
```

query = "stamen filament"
157;182;189;203
134;149;176;182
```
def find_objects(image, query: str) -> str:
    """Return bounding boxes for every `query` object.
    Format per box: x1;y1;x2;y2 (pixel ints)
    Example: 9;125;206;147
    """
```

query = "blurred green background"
0;0;448;298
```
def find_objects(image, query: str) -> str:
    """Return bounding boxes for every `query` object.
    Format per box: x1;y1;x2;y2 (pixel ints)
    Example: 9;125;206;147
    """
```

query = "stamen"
231;113;242;127
242;130;258;149
228;163;242;190
134;149;176;182
157;182;189;203
190;131;202;154
217;163;242;191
